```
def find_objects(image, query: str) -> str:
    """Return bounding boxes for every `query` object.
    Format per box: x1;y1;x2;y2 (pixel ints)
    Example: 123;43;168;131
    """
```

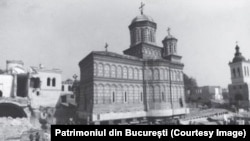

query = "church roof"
131;14;154;24
92;51;142;61
232;45;246;63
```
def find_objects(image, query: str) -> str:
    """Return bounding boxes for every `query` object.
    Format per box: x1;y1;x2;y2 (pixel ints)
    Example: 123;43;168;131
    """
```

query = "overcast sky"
0;0;249;88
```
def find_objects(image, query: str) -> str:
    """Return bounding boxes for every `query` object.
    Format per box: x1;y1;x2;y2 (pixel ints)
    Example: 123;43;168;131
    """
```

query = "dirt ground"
0;117;50;141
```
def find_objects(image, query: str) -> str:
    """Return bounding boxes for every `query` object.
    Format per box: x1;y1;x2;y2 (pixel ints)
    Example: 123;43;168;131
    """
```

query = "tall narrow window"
233;68;236;78
237;68;241;77
140;92;143;102
169;44;172;53
62;85;64;91
112;92;115;103
47;78;51;86
124;92;127;103
52;78;56;87
248;67;250;76
162;92;165;102
179;98;183;107
244;66;247;76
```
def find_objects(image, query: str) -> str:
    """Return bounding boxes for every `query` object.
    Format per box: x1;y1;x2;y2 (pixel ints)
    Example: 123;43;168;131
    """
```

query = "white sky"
0;0;250;88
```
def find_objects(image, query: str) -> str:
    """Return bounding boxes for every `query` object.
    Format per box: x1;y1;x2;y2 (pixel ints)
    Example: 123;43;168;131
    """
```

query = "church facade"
228;44;250;109
78;7;189;124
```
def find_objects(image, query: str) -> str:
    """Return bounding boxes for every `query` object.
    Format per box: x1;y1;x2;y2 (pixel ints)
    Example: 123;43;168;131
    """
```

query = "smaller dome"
163;28;177;40
164;34;177;40
132;14;154;24
233;56;246;63
232;45;246;63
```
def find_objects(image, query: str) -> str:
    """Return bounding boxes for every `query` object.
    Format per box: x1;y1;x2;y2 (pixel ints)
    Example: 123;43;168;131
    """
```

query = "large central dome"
131;14;154;24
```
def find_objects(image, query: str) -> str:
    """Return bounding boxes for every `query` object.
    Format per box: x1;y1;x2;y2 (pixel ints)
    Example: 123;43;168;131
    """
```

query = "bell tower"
162;28;181;62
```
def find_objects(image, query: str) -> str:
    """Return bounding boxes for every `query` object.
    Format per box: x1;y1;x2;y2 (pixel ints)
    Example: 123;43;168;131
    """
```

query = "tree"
183;73;198;103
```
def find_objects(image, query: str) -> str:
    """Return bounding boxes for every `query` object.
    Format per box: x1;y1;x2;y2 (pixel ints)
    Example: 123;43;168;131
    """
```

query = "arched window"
97;84;104;104
104;85;110;104
128;67;133;79
139;69;143;80
142;29;146;42
128;86;134;103
47;78;51;86
149;85;154;102
0;90;2;97
160;69;164;80
162;92;165;102
131;30;135;44
166;86;170;102
173;43;176;53
169;44;172;53
154;69;159;80
237;68;241;77
150;30;154;42
134;68;138;80
164;69;169;80
52;78;56;87
123;67;128;79
154;86;160;102
117;66;122;78
111;65;116;78
136;29;140;43
62;85;64;91
98;63;104;77
148;69;153;80
104;64;110;77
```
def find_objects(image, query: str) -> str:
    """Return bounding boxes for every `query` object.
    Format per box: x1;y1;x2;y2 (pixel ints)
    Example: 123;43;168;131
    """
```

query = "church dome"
233;56;246;63
164;34;177;40
232;45;246;63
131;14;154;24
163;28;177;40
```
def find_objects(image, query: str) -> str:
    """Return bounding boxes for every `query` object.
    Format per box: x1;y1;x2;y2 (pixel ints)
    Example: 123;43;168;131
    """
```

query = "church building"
78;4;189;124
228;44;250;109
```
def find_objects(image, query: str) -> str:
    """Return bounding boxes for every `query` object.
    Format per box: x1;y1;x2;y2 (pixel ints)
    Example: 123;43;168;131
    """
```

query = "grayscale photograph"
0;0;249;140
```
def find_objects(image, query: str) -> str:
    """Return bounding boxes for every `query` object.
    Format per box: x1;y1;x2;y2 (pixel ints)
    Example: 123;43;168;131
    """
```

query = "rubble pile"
0;117;33;140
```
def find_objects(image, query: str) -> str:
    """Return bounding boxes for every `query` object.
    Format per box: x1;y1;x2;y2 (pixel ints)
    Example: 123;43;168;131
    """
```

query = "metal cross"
139;2;145;15
105;43;108;52
167;27;171;35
